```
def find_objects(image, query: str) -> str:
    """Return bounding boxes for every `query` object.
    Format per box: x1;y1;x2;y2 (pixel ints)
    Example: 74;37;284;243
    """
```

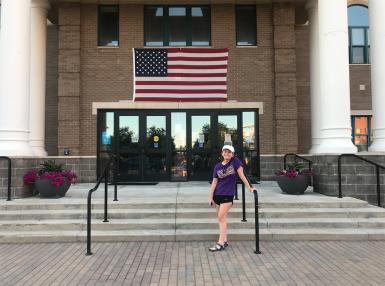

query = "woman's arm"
237;166;257;193
208;178;218;205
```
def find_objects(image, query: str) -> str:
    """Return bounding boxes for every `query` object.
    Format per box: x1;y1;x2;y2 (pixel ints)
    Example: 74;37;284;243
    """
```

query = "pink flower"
23;170;39;185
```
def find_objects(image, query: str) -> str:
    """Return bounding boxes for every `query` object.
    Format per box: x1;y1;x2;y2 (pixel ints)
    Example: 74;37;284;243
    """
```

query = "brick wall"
272;3;298;154
295;25;311;153
57;3;280;155
0;157;96;198
45;24;59;156
350;65;372;110
263;154;385;206
313;155;385;206
58;3;81;155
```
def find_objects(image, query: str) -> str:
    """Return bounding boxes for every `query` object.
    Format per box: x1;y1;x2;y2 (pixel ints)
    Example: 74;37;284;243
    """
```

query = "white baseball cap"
222;145;235;153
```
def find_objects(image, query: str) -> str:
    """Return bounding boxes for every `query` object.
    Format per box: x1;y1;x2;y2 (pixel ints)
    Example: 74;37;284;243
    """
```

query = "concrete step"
0;199;370;211
1;228;385;244
2;217;385;232
1;206;385;221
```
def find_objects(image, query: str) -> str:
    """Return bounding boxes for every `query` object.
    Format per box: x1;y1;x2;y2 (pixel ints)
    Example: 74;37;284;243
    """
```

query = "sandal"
208;243;224;252
224;241;229;248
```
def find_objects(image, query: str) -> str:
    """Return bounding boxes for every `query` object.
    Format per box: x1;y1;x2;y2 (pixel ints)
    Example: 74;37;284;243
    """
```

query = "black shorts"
213;195;234;205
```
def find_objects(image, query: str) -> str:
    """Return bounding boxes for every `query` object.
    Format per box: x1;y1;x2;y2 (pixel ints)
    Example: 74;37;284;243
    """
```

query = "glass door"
117;115;141;182
144;115;169;181
189;115;216;181
218;114;240;151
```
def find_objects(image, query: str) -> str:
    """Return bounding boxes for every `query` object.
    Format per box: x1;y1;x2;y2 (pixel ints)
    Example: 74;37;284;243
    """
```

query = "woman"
208;145;257;252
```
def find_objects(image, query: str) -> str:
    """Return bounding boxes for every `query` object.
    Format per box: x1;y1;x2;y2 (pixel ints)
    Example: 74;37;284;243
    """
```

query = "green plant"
286;162;304;172
38;160;63;175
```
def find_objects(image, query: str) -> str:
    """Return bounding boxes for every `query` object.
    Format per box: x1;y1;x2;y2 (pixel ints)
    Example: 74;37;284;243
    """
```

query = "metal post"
309;162;313;187
7;158;11;201
234;182;239;200
241;182;247;222
86;192;92;255
338;156;342;198
103;165;109;223
113;156;118;201
254;190;261;254
376;166;381;207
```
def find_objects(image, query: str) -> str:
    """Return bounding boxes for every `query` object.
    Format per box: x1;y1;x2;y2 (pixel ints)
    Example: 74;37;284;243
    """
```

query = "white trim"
92;100;264;115
350;110;373;116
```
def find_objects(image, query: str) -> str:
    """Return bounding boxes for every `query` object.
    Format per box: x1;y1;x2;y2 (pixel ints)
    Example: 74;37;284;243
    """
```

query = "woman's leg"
217;202;232;245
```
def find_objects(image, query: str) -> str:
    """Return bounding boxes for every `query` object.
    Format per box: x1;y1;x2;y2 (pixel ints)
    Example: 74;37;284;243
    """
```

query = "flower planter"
276;175;309;195
35;179;71;198
20;185;37;197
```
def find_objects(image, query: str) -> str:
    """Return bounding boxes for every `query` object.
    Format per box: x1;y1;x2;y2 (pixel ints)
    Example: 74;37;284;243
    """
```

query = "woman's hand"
208;195;214;207
248;187;257;193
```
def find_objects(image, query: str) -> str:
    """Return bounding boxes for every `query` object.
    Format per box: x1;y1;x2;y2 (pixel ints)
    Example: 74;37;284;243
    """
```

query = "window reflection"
171;113;187;180
169;7;187;46
352;116;372;151
218;115;238;150
348;5;370;64
98;6;119;47
242;111;258;181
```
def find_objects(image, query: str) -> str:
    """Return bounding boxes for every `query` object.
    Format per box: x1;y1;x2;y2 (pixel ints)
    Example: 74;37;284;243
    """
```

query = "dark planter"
21;185;36;197
276;175;310;195
35;179;71;198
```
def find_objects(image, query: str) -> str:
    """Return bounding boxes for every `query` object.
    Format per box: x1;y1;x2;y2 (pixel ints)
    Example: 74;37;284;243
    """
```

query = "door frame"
96;108;260;182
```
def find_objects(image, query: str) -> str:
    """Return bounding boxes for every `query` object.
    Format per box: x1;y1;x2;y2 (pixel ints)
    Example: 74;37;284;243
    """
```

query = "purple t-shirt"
213;157;242;196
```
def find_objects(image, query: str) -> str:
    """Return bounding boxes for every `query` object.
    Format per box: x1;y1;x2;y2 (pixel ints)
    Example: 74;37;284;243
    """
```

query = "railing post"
7;158;11;201
234;182;239;200
114;156;118;201
338;156;342;198
309;162;313;187
253;190;261;254
103;165;109;223
283;155;287;170
241;182;247;222
86;192;92;256
376;166;381;207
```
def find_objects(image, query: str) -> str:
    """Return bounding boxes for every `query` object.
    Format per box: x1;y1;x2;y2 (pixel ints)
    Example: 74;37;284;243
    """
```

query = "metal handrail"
283;153;313;186
241;174;261;254
338;154;385;207
253;190;261;254
86;155;117;256
0;156;12;201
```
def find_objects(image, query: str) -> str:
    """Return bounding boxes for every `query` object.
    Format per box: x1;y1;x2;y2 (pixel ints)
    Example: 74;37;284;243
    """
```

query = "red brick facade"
47;2;371;156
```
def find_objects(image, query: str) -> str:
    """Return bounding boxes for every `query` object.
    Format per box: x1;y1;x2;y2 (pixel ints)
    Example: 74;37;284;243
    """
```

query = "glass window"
100;112;114;151
169;7;187;46
144;7;164;46
348;5;369;64
351;116;372;151
171;113;187;180
242;112;258;181
191;7;211;46
348;5;369;26
236;6;256;46
144;6;211;46
98;6;119;47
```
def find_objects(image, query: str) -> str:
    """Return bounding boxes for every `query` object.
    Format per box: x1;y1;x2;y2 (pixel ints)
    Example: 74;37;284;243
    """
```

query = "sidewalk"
1;240;384;286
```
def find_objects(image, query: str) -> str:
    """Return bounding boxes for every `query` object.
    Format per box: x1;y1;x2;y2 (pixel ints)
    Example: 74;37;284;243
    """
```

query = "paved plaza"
1;240;385;286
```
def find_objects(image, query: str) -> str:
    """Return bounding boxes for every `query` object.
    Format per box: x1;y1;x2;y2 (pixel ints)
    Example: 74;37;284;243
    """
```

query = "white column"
306;0;322;154
30;0;50;156
0;0;34;156
369;0;385;152
315;0;357;154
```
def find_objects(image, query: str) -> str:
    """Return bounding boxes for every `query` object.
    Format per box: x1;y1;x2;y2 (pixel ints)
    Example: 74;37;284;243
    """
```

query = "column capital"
31;0;50;11
305;0;318;11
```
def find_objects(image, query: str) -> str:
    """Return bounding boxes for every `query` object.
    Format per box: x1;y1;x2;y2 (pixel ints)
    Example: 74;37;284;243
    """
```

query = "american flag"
133;48;229;102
